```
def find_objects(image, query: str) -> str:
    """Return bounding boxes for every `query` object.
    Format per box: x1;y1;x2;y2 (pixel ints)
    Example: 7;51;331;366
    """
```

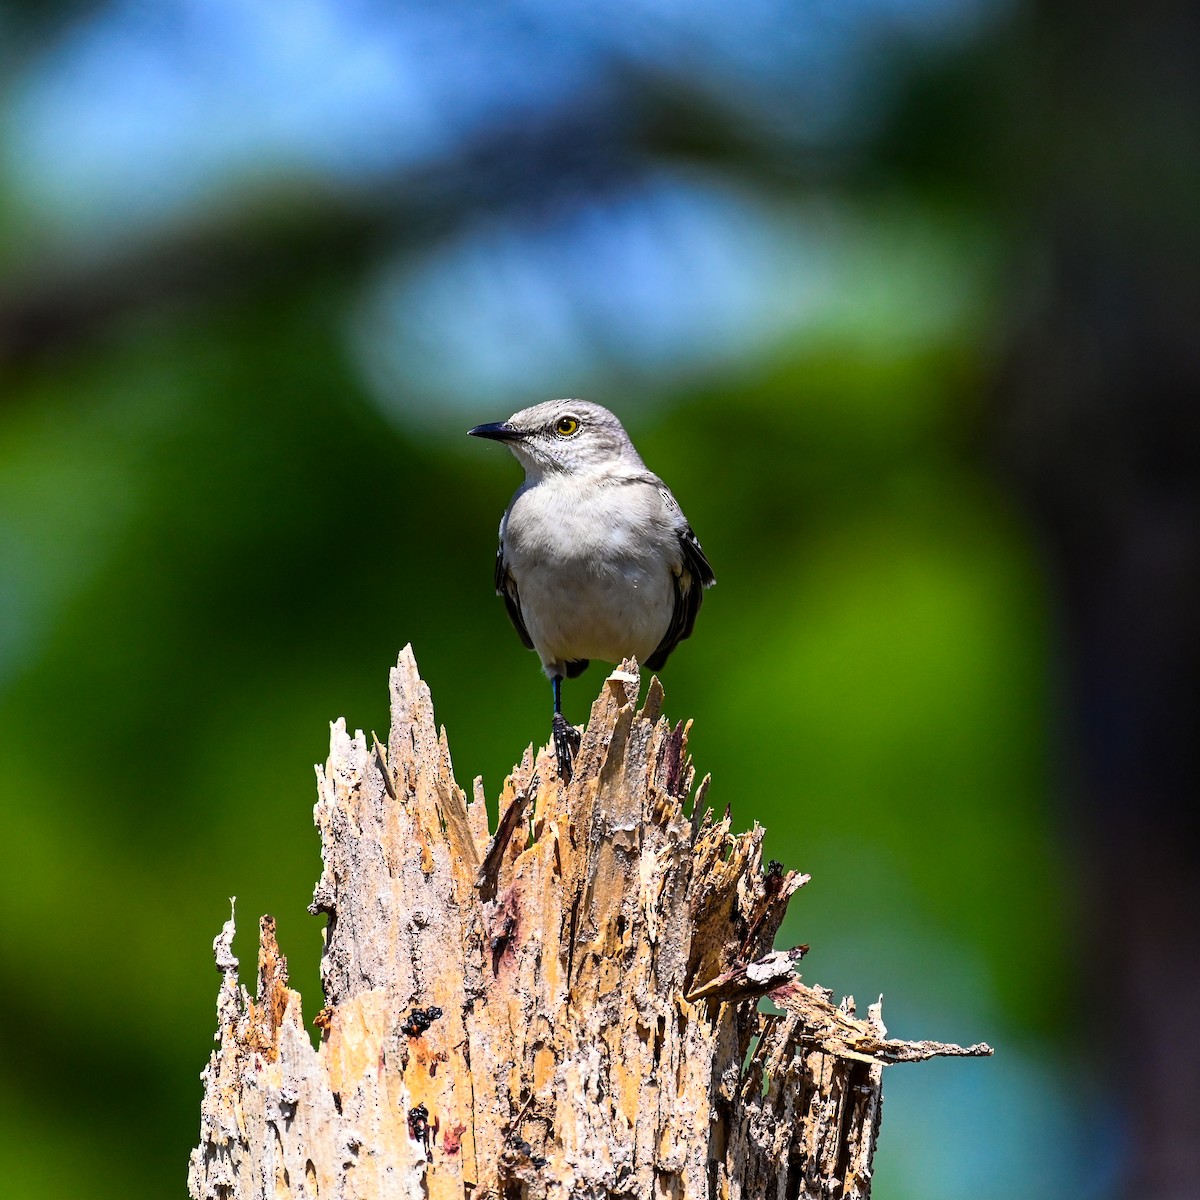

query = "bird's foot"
552;713;581;781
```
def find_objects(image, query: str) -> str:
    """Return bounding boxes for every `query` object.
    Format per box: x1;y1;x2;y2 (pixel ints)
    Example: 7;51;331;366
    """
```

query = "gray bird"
468;399;715;778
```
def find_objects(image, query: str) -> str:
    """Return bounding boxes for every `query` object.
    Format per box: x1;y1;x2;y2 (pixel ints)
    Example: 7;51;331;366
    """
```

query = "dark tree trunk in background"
994;4;1200;1195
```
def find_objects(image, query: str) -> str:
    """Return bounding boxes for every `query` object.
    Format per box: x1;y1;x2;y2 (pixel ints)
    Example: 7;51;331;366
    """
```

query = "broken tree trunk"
188;648;990;1200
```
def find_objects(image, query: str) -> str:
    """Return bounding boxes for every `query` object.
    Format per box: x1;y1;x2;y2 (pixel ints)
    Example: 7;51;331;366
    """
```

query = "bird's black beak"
467;421;523;443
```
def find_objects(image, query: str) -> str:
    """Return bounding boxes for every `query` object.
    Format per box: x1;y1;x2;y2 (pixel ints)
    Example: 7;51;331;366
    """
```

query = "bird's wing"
678;522;716;590
645;489;715;671
495;545;534;650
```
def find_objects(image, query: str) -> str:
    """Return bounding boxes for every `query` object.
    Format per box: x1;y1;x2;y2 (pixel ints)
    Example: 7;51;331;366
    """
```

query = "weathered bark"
188;648;990;1199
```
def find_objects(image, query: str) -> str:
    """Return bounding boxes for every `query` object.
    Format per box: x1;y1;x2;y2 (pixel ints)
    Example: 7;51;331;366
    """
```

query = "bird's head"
468;399;643;478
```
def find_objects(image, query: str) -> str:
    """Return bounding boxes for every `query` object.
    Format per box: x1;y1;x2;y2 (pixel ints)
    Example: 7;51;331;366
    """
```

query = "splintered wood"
188;647;990;1200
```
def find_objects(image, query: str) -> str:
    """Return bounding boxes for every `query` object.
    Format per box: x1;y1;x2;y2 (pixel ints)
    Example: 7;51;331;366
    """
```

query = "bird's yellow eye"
554;416;580;437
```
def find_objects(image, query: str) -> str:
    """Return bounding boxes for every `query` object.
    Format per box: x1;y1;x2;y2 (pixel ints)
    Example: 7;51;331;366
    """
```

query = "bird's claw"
552;714;581;781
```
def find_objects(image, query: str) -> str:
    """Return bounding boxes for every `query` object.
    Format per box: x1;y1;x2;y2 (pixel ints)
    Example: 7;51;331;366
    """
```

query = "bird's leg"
551;675;581;781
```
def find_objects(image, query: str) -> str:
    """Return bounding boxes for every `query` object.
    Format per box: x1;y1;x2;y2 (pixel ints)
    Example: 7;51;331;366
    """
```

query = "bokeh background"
2;1;1197;1197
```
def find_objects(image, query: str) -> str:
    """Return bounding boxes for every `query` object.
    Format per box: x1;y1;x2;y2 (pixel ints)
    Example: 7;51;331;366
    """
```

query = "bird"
468;399;714;780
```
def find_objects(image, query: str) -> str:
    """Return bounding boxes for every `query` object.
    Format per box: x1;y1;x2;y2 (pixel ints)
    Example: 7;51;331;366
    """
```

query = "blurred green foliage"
0;1;1151;1197
0;269;1064;1198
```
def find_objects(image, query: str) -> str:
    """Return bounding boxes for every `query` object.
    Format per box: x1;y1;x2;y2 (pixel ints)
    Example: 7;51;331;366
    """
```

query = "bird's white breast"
502;473;679;672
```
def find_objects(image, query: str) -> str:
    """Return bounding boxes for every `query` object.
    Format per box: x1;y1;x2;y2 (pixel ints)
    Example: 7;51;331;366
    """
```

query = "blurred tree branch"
0;197;384;373
0;69;783;379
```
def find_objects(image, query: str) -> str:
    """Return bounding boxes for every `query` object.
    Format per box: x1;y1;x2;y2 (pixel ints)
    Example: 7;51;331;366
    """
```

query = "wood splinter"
188;648;991;1200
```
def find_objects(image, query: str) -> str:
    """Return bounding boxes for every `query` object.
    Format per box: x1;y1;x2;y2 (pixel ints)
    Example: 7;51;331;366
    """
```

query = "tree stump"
188;647;990;1199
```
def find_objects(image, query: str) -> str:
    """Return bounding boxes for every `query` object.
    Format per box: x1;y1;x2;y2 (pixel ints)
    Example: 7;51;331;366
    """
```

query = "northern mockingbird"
468;399;715;778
